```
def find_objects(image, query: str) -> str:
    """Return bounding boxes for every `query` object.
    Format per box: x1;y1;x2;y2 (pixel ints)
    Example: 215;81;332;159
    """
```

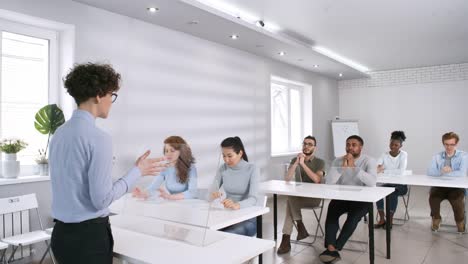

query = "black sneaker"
319;249;341;263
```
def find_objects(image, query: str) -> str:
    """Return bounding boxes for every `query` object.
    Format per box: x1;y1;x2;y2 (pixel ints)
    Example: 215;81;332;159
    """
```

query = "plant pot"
39;163;49;176
2;153;20;178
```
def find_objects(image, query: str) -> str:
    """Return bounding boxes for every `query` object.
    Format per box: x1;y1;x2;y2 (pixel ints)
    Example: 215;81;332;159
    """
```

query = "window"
0;21;58;164
270;76;312;156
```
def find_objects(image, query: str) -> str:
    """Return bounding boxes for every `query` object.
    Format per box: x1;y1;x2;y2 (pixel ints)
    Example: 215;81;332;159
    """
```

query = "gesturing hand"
132;187;149;200
135;150;167;176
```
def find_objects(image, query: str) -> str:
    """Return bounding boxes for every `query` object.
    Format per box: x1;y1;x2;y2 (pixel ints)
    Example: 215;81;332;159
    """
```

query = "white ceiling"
73;0;368;80
204;0;468;71
74;0;468;79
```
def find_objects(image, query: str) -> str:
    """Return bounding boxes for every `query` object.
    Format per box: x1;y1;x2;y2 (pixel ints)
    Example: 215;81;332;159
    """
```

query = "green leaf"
34;104;65;135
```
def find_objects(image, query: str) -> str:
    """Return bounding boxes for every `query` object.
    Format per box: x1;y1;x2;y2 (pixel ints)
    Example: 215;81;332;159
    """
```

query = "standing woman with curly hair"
133;136;197;200
49;63;166;264
374;131;408;229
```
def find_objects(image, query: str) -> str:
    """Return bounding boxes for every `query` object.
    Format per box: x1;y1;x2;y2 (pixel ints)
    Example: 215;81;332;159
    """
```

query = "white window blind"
0;29;52;164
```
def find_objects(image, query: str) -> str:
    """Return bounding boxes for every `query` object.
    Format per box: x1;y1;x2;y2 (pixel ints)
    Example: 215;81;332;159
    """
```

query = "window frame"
0;18;59;165
270;76;312;157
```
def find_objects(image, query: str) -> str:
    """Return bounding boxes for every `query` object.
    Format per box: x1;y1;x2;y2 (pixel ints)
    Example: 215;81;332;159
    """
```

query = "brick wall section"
339;63;468;89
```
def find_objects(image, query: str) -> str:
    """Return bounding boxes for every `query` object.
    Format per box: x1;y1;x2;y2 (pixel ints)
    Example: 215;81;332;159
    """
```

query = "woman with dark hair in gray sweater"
211;136;260;236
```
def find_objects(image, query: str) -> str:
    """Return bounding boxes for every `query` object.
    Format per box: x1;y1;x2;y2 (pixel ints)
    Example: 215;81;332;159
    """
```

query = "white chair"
393;186;411;223
0;194;55;264
393;170;413;224
0;241;8;264
300;199;325;244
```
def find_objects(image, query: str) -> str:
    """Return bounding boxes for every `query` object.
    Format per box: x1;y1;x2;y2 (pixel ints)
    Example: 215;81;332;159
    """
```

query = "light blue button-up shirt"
427;150;468;177
145;165;197;199
49;110;141;223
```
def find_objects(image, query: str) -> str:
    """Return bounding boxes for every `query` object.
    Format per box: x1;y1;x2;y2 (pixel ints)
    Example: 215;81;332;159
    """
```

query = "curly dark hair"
63;63;121;105
391;131;406;143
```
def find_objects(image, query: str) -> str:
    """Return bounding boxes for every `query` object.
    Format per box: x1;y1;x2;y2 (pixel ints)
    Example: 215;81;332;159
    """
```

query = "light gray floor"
28;186;468;263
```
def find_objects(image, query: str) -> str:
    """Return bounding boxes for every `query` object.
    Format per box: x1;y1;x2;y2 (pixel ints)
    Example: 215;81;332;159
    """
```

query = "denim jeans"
221;217;257;236
376;184;408;213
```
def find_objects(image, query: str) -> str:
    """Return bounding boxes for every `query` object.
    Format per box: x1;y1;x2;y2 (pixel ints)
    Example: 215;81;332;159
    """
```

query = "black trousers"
324;200;369;250
51;217;113;264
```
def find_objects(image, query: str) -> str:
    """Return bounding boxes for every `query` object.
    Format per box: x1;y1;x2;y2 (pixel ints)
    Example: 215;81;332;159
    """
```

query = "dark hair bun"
391;131;406;142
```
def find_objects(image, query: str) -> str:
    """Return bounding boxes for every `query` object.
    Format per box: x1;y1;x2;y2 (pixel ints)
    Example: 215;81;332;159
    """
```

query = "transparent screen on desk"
326;166;363;186
111;215;225;247
279;161;303;185
116;142;215;246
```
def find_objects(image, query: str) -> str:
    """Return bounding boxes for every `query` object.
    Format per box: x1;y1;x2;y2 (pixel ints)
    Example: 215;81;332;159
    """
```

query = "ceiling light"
147;7;159;13
187;20;199;25
278;51;286;56
297;59;303;62
339;73;343;77
314;64;319;68
230;34;239;40
256;20;265;27
255;44;264;48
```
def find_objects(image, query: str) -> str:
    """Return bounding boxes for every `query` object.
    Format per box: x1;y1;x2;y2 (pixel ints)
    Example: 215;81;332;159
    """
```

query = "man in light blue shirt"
428;132;467;232
50;63;166;264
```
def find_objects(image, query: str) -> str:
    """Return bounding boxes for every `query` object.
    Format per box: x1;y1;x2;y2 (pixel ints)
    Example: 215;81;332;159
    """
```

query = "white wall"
0;0;339;187
339;63;468;174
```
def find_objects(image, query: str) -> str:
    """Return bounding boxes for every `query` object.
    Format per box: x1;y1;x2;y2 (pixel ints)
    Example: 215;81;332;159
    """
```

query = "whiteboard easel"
331;120;359;158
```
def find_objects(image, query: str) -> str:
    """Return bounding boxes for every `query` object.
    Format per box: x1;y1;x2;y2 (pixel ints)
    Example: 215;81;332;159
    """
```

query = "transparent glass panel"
112;140;222;247
326;166;364;186
1;32;49;164
110;214;224;247
282;159;303;186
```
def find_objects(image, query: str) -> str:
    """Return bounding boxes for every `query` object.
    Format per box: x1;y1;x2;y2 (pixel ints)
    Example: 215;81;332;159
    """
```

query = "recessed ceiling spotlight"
256;20;265;27
147;7;159;13
278;51;286;56
339;73;343;77
230;34;239;40
255;44;264;48
297;59;303;62
313;64;319;68
187;20;199;25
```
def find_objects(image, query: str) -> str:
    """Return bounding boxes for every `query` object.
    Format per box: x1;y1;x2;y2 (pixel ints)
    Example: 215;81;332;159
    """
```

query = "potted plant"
0;138;28;178
35;149;49;176
34;104;65;176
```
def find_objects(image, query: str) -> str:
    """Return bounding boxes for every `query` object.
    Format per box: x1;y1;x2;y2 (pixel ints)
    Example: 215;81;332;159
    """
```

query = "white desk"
110;195;270;263
377;173;468;232
259;180;395;264
377;174;468;188
110;215;275;264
